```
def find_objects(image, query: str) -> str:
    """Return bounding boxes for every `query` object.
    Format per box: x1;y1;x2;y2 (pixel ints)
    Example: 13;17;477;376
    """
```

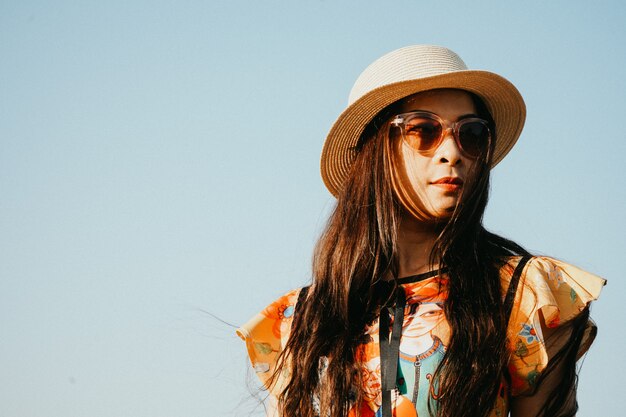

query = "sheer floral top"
237;257;605;416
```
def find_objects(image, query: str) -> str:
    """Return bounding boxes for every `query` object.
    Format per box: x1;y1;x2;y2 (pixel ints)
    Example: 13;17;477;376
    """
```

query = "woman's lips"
431;177;463;191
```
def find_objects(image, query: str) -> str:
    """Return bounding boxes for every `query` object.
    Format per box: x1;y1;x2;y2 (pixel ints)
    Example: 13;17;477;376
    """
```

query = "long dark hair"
269;92;584;417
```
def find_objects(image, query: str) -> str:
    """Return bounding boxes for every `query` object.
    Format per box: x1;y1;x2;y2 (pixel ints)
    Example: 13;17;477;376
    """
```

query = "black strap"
297;285;309;307
292;286;309;324
379;286;406;417
503;255;532;325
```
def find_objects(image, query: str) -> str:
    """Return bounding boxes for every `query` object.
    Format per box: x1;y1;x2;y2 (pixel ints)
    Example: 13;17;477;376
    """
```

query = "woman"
237;45;605;417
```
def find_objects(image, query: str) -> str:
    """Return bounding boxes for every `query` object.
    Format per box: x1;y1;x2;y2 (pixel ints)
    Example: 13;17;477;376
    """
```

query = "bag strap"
503;255;532;325
292;286;310;330
379;286;406;417
296;285;310;313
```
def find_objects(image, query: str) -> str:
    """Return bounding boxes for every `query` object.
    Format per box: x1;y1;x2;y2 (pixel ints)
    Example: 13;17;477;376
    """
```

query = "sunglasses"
390;111;492;158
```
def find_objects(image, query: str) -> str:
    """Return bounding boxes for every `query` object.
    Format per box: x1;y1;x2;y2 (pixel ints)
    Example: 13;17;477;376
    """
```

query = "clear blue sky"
1;1;624;416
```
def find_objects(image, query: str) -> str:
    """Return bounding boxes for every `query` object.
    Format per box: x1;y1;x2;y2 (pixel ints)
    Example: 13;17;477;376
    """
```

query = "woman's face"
390;89;481;219
402;302;444;338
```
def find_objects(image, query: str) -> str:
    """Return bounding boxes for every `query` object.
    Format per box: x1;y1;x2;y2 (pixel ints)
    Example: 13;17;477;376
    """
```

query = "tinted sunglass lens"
405;118;442;151
459;122;490;156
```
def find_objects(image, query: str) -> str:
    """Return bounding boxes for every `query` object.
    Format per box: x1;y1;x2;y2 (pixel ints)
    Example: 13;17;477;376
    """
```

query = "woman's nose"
435;131;463;165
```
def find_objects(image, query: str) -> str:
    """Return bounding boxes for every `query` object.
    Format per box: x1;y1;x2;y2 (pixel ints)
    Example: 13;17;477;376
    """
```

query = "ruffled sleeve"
503;256;606;396
236;288;300;396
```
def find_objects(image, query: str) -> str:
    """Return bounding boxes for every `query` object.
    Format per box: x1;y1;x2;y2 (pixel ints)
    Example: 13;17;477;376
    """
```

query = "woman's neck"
394;212;442;278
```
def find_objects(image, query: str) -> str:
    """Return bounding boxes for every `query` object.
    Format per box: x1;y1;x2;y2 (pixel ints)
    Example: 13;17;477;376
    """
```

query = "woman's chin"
429;206;456;221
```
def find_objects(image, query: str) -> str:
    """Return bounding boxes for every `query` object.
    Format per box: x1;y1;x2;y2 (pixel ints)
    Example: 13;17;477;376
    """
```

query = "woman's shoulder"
498;256;606;302
236;287;306;393
501;256;606;395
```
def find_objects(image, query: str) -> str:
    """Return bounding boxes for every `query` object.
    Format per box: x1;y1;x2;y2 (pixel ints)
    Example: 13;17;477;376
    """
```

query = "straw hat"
321;45;526;197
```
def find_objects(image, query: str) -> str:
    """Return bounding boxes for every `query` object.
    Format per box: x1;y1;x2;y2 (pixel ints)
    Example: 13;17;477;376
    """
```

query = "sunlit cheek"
400;143;435;208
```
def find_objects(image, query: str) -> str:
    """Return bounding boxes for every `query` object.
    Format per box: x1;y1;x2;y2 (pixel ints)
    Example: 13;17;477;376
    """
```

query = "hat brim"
321;70;526;197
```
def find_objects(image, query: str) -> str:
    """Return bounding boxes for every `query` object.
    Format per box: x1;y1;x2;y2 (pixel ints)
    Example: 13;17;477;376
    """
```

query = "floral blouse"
237;257;605;416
